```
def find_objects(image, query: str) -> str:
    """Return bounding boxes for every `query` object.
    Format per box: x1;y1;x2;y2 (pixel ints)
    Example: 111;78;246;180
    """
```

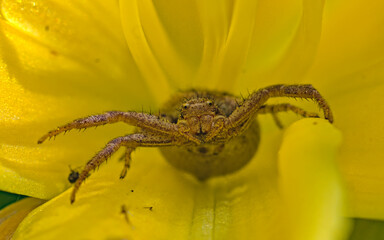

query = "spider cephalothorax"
178;98;220;138
38;84;333;203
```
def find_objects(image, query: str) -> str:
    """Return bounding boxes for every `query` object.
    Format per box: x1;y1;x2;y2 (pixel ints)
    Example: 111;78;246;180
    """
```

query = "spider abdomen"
160;120;260;180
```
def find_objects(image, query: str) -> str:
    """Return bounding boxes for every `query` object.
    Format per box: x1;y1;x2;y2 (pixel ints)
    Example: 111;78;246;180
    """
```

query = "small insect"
67;166;80;184
38;84;333;204
68;166;89;184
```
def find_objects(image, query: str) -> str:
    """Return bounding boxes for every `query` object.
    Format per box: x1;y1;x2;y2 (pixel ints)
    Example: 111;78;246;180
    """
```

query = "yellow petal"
308;0;384;84
0;0;151;198
330;80;384;219
130;0;204;88
120;0;173;103
279;118;350;240
0;197;45;239
238;0;324;91
195;0;258;91
306;0;384;219
119;0;325;92
0;0;150;103
263;0;324;83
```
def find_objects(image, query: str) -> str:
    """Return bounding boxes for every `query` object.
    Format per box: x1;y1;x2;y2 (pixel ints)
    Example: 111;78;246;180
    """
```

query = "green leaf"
349;218;384;240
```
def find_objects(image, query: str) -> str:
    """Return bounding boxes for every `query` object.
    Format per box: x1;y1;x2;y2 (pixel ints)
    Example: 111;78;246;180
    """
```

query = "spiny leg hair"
257;103;320;128
227;84;333;128
37;111;177;144
120;147;134;179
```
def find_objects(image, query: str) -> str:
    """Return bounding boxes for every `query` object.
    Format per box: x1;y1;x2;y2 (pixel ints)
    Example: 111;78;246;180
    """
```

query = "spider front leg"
228;84;333;129
119;147;134;179
37;111;177;144
70;133;176;204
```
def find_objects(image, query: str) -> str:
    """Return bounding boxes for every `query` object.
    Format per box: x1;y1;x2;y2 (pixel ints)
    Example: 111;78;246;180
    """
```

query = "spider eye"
182;103;189;109
207;101;213;106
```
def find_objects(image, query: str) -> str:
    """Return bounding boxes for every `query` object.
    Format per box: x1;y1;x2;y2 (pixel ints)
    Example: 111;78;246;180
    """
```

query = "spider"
38;84;333;204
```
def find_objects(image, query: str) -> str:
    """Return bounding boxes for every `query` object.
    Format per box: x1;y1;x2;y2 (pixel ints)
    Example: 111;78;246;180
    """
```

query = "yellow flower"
0;0;382;239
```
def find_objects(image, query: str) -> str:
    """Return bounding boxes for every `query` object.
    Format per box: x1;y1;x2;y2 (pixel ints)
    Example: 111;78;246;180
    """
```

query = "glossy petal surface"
0;197;45;239
307;0;384;219
279;119;349;240
0;0;152;198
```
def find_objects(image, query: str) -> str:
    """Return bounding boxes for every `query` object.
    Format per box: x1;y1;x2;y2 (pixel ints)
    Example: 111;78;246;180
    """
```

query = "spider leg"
205;116;226;142
70;132;176;204
257;103;320;128
204;85;332;141
227;84;333;128
38;111;178;144
120;147;134;179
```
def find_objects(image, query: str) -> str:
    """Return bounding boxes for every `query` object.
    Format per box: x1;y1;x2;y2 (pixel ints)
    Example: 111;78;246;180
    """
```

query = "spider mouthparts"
196;132;207;137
